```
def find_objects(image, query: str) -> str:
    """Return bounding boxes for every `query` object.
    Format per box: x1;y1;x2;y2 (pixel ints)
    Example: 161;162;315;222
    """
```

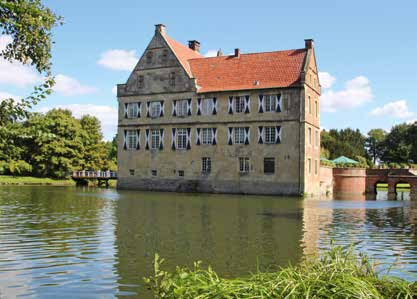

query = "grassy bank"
0;175;75;186
145;246;416;298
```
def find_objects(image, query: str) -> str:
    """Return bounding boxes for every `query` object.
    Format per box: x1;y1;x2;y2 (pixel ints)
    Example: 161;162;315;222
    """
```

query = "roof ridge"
188;48;306;61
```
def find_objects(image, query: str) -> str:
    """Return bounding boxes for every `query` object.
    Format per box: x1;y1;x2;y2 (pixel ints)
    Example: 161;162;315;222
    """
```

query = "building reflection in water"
114;192;304;297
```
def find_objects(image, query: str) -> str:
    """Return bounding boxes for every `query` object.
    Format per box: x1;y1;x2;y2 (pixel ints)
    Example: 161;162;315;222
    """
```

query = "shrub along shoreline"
144;246;416;298
0;175;117;187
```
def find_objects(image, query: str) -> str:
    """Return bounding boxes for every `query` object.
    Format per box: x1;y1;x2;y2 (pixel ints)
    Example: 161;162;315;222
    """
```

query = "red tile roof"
164;35;203;77
164;34;307;93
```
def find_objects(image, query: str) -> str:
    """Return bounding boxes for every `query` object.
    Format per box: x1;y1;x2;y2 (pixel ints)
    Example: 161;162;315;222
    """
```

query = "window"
202;98;214;115
315;130;319;147
151;129;160;150
202;157;211;174
308;96;312;114
177;128;187;150
265;126;276;144
150;102;161;118
169;72;176;86
315;160;318;175
239;157;250;174
161;49;168;63
235;96;245;113
234;127;245;144
126;130;137;149
138;76;144;88
176;99;188;117
178;170;184;177
308;158;311;174
129;169;135;176
152;170;157;176
264;157;275;174
128;103;138;118
265;95;276;112
202;128;213;145
146;51;153;64
308;127;312;145
315;100;318;118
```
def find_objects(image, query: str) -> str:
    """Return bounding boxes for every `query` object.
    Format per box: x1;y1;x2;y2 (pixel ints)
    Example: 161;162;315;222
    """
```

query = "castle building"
116;24;321;195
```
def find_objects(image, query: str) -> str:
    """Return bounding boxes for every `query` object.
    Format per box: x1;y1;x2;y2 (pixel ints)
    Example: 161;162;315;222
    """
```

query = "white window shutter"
244;95;250;113
213;98;218;115
172;100;177;116
137;102;141;118
136;130;140;149
171;128;176;150
187;99;192;116
228;97;233;114
258;95;264;113
124;103;128;118
276;94;282;112
159;129;164;150
123;130;127;150
196;128;201;145
245;127;250;145
146;101;150;117
212;128;217;145
160;101;164;117
258;126;264;144
276;126;282;143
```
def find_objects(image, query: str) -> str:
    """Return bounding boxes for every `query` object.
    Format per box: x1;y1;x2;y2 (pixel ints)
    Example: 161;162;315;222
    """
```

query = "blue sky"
1;0;416;139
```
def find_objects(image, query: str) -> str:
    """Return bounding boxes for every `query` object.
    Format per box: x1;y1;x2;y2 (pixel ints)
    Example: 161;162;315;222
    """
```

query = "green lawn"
0;175;75;186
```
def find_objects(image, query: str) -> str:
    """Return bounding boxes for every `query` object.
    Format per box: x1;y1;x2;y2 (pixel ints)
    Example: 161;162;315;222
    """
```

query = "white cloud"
97;49;138;71
37;104;117;140
0;35;41;87
370;100;415;119
0;91;20;100
53;74;97;96
321;75;373;112
318;72;336;89
112;86;117;95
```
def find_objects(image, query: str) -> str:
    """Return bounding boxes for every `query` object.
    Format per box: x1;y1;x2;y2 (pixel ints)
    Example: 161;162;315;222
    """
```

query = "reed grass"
144;246;416;298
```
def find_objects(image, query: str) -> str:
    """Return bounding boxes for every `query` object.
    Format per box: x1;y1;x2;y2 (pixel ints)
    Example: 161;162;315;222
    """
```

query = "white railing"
72;170;117;179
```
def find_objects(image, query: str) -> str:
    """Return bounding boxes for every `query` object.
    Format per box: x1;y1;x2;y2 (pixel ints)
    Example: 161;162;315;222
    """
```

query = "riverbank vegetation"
321;123;417;168
0;175;74;186
144;246;416;298
0;109;117;179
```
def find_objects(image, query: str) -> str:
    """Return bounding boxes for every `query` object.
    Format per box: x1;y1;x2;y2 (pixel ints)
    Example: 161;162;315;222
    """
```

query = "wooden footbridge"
71;171;117;187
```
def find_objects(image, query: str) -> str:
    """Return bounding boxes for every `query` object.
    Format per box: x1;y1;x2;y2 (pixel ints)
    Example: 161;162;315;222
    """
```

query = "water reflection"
0;186;415;299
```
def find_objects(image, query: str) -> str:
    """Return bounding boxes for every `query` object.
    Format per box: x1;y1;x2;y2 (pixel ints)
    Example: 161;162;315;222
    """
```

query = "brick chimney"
155;24;166;35
234;48;240;58
305;39;314;49
188;40;200;52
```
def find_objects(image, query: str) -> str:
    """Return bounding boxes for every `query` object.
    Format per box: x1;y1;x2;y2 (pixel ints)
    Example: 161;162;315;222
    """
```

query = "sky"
1;0;416;140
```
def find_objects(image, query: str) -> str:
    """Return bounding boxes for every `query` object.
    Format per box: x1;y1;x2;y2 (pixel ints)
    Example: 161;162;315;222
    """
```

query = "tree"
321;128;367;161
365;129;386;164
381;124;412;163
408;122;417;163
79;115;108;170
0;0;62;124
25;109;84;178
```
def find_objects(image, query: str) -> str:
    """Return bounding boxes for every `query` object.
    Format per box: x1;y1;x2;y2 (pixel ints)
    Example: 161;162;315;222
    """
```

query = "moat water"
0;186;416;298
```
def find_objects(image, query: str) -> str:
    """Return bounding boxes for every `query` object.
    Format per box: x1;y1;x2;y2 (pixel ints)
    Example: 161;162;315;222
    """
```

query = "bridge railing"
72;170;117;179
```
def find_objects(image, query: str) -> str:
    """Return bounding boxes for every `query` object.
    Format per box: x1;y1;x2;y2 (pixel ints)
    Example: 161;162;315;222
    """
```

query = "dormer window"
138;75;144;88
146;51;153;64
169;72;176;87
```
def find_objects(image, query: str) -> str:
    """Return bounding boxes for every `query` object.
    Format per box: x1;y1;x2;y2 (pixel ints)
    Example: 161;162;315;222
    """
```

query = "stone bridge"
365;169;417;199
330;168;417;200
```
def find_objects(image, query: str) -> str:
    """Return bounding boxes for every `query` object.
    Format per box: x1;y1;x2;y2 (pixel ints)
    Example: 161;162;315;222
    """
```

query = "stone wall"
319;166;333;196
333;168;367;195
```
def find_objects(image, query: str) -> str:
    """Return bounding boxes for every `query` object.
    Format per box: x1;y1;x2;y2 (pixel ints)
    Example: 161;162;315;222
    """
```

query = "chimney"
188;40;200;52
234;48;240;58
155;24;166;35
217;49;224;57
305;39;314;49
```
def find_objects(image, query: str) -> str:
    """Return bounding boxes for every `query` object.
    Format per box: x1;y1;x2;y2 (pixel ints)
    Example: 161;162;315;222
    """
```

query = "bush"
8;160;33;176
144;246;416;299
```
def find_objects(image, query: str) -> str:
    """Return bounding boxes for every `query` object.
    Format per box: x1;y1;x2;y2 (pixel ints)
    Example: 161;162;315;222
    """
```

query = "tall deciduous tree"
366;129;386;164
0;0;62;124
381;124;412;163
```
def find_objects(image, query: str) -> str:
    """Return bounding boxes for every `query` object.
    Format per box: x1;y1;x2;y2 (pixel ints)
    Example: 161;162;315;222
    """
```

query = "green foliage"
0;0;62;124
382;124;413;164
0;109;117;178
144;246;416;298
366;129;386;164
321;129;368;161
320;159;335;167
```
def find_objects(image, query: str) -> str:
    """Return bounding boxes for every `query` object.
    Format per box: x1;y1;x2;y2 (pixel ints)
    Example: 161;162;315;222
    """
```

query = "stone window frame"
150;101;161;118
264;157;275;174
264;126;276;144
308;127;312;146
127;103;138;119
150;129;160;150
307;158;312;175
264;95;276;112
239;157;250;174
177;128;187;150
202;128;213;145
176;99;188;117
202;157;211;174
234;127;245;144
178;170;185;177
234;96;245;113
126;130;137;150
